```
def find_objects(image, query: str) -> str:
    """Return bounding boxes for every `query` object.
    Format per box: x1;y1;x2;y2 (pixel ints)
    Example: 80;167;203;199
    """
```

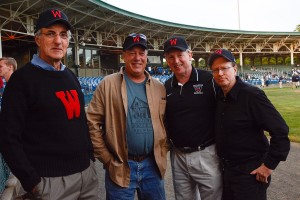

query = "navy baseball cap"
35;9;72;33
163;36;189;53
208;49;236;66
123;33;148;51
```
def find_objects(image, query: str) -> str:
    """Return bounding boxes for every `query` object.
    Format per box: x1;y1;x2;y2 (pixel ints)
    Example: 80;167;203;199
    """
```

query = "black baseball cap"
163;36;189;53
35;9;72;33
123;33;148;51
208;49;236;66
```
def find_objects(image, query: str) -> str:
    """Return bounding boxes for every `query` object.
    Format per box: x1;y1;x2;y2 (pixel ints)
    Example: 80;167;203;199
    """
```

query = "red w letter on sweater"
56;90;80;119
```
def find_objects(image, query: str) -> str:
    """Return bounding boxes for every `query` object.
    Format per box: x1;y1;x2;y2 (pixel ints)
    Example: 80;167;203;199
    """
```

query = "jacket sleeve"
86;80;113;165
250;88;290;169
0;74;41;192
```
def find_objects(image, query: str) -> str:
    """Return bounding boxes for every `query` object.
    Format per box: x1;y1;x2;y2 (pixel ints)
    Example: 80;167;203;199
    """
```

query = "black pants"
222;159;271;200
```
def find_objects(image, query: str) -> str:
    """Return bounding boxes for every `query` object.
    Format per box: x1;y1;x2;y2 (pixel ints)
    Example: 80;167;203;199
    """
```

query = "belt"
222;154;264;168
176;140;215;153
128;154;150;162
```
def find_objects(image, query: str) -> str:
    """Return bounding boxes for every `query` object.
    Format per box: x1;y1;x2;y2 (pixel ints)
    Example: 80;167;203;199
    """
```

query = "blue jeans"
105;157;166;200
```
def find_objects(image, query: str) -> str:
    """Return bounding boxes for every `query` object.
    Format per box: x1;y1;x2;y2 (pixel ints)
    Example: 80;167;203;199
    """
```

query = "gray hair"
0;57;17;71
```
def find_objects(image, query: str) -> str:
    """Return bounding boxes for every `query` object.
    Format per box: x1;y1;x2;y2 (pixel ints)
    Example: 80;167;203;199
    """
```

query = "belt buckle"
182;147;192;153
198;145;205;151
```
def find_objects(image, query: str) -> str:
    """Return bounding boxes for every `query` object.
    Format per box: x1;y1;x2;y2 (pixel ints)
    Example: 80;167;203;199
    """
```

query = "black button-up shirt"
215;76;290;169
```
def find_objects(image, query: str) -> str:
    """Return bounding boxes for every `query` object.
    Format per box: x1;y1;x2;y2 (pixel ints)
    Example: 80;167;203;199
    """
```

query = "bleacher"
239;65;295;86
78;69;297;106
78;74;173;106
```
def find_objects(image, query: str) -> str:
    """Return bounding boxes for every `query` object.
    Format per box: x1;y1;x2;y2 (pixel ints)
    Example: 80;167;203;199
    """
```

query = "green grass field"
263;86;300;142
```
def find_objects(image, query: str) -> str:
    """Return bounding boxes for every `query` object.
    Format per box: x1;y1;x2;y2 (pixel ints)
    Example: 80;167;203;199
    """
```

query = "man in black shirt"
164;36;222;200
208;48;290;200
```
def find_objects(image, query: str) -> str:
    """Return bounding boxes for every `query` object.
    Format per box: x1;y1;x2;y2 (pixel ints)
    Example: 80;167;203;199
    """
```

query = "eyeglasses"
129;33;147;40
40;31;69;39
211;66;233;74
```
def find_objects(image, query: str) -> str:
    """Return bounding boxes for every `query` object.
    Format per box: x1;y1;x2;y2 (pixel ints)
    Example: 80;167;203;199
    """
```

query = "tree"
294;24;300;32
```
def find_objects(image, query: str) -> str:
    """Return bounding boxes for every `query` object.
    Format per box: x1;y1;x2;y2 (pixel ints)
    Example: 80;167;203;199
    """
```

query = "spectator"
292;73;299;89
0;9;98;199
279;76;283;88
261;76;265;88
87;33;168;200
0;77;3;95
0;57;17;82
208;48;290;200
164;36;222;200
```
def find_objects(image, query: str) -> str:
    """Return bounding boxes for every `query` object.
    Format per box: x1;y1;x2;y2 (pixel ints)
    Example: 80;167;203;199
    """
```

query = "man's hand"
31;184;39;195
250;163;273;183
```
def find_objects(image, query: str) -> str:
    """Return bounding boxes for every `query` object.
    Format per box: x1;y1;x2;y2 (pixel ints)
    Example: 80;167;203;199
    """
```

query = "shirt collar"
31;54;66;71
171;66;198;87
217;76;245;101
120;66;151;83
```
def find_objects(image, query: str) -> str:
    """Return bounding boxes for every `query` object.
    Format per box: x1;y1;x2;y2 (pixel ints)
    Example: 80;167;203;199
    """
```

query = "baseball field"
264;87;300;142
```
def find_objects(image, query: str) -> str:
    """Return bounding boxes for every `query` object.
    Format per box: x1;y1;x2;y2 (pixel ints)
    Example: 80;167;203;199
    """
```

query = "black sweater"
0;63;94;192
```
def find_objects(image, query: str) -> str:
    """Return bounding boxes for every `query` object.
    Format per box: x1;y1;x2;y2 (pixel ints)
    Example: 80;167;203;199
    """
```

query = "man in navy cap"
0;9;98;199
87;33;168;199
209;48;290;200
164;36;222;200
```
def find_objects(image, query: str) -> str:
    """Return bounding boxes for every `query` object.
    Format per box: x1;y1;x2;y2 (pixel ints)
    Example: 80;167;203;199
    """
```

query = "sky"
103;0;300;32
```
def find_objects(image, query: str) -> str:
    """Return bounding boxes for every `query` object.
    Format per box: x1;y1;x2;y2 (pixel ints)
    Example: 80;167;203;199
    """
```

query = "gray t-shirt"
124;73;154;156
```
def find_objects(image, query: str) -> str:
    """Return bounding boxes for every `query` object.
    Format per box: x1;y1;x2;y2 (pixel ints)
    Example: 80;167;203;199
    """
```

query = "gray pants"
32;161;98;200
170;144;223;200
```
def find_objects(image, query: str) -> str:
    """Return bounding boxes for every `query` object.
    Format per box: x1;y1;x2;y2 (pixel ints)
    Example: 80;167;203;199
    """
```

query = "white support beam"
26;16;34;34
96;32;102;46
205;43;211;52
239;52;243;67
290;44;294;65
74;29;80;66
117;35;121;48
153;39;158;50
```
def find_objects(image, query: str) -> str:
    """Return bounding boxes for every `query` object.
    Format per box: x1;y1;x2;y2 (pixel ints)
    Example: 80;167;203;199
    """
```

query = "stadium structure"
1;0;300;77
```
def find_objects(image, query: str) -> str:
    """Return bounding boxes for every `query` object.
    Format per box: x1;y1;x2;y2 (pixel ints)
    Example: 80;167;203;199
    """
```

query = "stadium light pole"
237;0;241;30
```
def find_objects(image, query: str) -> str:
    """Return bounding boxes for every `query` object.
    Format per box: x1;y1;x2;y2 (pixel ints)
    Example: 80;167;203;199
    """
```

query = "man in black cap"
87;33;168;200
0;9;98;199
208;48;290;200
164;36;222;200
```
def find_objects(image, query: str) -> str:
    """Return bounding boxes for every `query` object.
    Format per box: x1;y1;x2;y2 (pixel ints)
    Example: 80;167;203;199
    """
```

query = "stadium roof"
1;0;300;55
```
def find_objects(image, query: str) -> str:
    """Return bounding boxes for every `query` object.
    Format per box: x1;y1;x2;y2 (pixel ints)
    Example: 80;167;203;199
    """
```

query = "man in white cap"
0;9;98;199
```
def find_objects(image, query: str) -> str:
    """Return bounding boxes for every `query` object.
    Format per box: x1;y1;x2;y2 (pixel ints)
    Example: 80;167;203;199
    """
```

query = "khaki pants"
170;144;222;200
21;161;99;200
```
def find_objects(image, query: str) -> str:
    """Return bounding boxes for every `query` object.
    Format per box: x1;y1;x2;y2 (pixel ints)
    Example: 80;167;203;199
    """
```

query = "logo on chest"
193;84;203;94
56;90;81;119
